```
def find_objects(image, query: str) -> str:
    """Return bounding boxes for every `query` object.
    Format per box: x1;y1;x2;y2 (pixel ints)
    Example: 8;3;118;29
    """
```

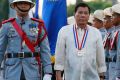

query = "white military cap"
93;10;104;21
67;16;75;24
10;0;35;9
88;14;94;24
111;3;120;14
104;7;112;16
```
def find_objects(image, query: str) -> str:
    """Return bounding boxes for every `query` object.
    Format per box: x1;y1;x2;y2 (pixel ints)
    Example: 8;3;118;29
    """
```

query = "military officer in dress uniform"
93;9;107;40
111;3;120;80
0;0;52;80
103;7;114;80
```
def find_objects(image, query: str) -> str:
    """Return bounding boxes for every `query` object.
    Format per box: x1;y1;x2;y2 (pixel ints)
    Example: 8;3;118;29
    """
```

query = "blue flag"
42;0;67;56
34;0;39;19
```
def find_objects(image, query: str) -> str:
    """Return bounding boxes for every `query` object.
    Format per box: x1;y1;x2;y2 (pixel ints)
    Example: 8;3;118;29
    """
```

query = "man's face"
103;16;113;29
93;18;103;29
112;12;120;26
15;1;31;13
74;7;89;26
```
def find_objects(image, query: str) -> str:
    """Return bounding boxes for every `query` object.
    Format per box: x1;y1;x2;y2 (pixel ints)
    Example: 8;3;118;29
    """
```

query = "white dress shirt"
54;24;106;80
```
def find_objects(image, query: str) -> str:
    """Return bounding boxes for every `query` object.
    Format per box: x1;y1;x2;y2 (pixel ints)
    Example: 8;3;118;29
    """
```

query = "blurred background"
0;0;119;23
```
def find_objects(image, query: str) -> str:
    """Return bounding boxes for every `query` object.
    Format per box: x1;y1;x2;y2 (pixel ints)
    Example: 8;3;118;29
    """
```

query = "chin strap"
16;5;30;13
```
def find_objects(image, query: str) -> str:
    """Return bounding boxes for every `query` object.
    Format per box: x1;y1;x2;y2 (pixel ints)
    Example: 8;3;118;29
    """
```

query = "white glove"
43;74;52;80
116;77;120;80
0;69;4;80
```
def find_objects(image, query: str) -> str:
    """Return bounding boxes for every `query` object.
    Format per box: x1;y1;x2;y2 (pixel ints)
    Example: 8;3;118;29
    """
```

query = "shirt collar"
75;24;88;30
107;26;115;33
16;15;30;22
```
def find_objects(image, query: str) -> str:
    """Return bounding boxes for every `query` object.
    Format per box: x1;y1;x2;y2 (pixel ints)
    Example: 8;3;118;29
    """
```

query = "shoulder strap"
110;31;119;49
2;18;15;24
10;19;42;76
11;19;35;52
103;33;110;48
31;18;44;26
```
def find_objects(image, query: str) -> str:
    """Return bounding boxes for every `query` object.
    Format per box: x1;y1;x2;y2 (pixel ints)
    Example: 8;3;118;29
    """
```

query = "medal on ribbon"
29;22;38;35
73;25;88;56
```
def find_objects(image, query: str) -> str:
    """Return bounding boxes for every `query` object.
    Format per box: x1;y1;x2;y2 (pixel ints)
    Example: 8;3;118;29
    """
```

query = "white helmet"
10;0;35;9
104;7;112;17
88;14;94;24
111;3;120;14
93;10;104;22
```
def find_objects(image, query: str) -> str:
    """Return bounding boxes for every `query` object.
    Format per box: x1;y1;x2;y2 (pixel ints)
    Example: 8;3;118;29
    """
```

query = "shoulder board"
2;18;15;24
31;18;44;24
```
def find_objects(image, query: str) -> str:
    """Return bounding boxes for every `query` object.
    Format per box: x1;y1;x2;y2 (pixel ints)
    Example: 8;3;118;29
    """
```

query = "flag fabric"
34;0;39;19
42;0;67;57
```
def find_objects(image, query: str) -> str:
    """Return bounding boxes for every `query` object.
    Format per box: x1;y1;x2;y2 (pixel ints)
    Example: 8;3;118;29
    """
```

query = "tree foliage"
0;0;9;22
87;1;112;13
67;0;112;17
0;0;113;22
67;4;75;17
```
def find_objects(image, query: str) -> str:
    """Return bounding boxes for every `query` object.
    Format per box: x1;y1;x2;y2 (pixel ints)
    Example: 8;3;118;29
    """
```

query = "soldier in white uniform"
103;7;114;80
54;3;106;80
111;3;120;80
93;9;107;40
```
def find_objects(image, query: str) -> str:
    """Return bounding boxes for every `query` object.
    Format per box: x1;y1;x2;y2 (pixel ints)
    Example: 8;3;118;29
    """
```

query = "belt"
106;57;116;62
99;75;106;79
5;52;39;58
